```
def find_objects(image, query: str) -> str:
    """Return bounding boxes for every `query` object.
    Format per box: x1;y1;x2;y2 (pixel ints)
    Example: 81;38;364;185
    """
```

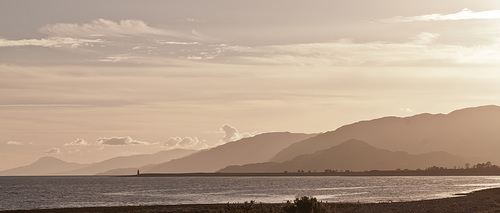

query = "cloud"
0;19;212;65
381;8;500;23
181;18;205;23
45;148;60;154
220;124;253;143
399;108;414;112
162;137;200;149
156;41;200;45
161;125;254;150
64;138;89;146
0;37;103;48
6;141;22;146
39;19;183;38
98;55;132;63
97;136;150;146
226;33;500;66
411;32;440;45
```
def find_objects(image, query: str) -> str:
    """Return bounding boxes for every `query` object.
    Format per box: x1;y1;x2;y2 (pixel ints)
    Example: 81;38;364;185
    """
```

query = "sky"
1;0;500;170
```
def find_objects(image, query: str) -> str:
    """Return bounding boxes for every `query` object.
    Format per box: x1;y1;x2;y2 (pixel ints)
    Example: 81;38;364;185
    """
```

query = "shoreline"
3;187;500;213
125;170;500;177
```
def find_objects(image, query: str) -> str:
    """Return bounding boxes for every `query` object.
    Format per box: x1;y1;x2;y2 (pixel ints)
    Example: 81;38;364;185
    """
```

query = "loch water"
1;176;500;211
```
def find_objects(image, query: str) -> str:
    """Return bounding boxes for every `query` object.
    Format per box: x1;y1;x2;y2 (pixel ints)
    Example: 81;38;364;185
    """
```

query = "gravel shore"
3;187;500;213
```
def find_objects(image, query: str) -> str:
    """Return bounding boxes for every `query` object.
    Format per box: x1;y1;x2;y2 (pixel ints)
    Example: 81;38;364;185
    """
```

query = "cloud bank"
6;141;22;146
227;32;500;66
97;136;150;146
45;148;60;154
382;8;500;23
220;124;253;143
64;138;89;146
39;19;178;38
0;37;103;48
162;137;200;149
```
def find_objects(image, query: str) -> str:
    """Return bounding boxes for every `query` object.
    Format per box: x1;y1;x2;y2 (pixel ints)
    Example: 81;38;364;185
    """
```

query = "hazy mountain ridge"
0;149;197;176
0;156;89;176
145;132;316;173
219;139;472;173
271;105;500;164
63;149;198;175
96;164;158;176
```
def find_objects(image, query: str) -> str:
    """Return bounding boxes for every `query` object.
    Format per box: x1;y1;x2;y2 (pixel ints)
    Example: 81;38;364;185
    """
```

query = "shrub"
283;196;328;213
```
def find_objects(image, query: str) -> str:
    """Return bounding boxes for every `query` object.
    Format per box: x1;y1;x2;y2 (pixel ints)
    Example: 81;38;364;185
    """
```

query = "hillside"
0;156;89;176
145;132;315;173
271;105;500;163
219;139;472;173
64;149;198;175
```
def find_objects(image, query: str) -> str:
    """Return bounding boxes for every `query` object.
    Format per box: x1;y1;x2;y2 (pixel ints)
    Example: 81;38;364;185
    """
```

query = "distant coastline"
126;169;500;177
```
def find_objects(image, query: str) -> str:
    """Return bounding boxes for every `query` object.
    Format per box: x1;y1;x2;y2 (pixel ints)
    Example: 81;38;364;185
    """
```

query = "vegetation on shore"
217;197;334;213
284;161;500;176
135;161;500;177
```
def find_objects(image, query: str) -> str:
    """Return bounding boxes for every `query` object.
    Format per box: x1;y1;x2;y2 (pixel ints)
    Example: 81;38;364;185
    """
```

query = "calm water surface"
1;176;500;211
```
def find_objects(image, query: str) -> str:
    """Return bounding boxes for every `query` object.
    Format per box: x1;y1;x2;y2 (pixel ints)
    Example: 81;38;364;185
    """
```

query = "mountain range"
219;139;472;173
0;149;197;176
2;105;499;175
272;105;500;163
63;149;198;175
0;156;89;176
143;132;315;173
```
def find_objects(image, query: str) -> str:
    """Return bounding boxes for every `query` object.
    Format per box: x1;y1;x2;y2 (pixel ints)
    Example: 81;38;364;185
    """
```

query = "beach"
2;187;500;213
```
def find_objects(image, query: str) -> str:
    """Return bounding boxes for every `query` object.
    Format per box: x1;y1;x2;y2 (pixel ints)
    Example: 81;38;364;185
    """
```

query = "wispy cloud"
225;32;500;66
399;108;414;113
98;55;133;63
181;18;205;23
64;138;90;146
39;19;179;38
411;32;440;45
45;148;60;154
97;136;150;146
381;8;500;23
0;104;88;108
162;137;201;149
0;37;103;48
6;141;23;146
0;19;215;65
156;41;200;45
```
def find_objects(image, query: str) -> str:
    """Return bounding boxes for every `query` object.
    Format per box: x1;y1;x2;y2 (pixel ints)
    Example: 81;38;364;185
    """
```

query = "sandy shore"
3;187;500;213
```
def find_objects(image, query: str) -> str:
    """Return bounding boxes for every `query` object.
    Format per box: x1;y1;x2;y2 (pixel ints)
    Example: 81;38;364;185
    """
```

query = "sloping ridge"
64;149;197;175
271;105;500;163
145;132;315;173
219;139;469;172
0;156;89;176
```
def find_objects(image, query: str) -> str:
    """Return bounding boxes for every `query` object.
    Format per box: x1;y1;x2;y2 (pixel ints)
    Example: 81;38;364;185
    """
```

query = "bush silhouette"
283;196;327;213
217;196;328;213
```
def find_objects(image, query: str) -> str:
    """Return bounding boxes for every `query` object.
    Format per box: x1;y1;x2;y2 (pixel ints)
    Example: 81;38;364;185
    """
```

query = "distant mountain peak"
327;139;376;151
219;138;470;173
448;105;500;116
271;105;500;163
338;139;370;146
0;156;89;176
145;132;316;173
317;139;378;155
35;156;65;163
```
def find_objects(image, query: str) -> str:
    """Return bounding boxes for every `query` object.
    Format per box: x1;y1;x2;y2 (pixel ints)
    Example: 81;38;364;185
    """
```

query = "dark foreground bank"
3;187;500;213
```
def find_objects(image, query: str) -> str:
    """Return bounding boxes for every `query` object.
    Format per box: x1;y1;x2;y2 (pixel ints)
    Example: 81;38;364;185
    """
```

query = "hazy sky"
1;0;500;170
